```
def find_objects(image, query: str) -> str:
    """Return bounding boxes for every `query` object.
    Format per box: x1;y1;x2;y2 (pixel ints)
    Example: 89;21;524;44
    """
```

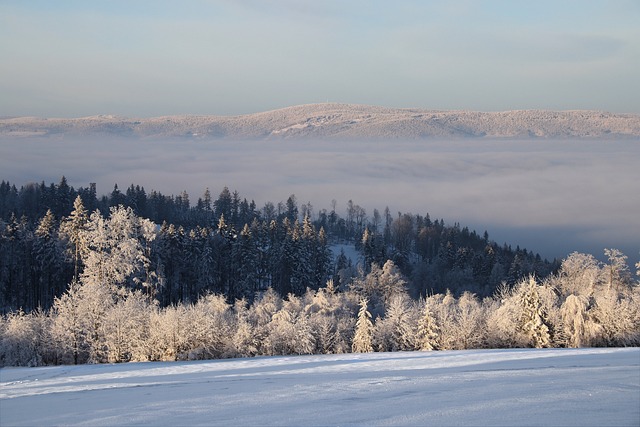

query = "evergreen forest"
0;177;638;367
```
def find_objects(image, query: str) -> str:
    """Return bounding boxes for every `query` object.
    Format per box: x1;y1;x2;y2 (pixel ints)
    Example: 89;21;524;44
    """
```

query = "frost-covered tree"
379;260;408;305
590;287;640;346
60;195;88;283
135;216;159;301
351;259;408;318
430;291;458;350
185;293;233;360
0;309;48;367
50;281;86;364
559;294;593;348
519;276;551;348
416;298;439;351
352;297;374;353
228;299;258;358
308;313;336;354
249;288;283;354
374;294;416;352
103;289;150;363
604;248;631;291
147;304;189;361
304;284;356;354
485;284;524;348
553;252;601;297
350;263;382;314
81;206;155;292
262;302;312;356
454;292;486;349
60;206;158;363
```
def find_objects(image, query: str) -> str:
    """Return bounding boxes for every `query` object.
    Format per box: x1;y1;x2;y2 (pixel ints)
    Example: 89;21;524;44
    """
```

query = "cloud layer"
2;136;638;263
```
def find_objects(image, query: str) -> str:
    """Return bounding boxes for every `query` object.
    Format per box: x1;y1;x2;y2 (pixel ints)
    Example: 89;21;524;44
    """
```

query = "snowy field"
1;348;638;426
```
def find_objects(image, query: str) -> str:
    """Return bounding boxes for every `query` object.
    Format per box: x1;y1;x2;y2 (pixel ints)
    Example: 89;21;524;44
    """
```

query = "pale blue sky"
1;0;639;117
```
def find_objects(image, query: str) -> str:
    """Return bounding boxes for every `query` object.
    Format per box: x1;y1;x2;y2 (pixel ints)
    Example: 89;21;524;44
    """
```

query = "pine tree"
352;297;374;353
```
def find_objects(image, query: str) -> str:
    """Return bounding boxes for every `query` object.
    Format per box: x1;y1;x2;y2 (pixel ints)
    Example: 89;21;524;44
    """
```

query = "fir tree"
352;297;374;353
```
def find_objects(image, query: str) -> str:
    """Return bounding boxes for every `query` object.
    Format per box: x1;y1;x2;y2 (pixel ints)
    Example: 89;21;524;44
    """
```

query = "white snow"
1;348;638;426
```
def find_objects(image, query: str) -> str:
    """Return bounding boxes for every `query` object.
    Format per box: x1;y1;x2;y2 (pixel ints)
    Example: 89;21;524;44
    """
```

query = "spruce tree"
34;209;64;307
352;297;374;353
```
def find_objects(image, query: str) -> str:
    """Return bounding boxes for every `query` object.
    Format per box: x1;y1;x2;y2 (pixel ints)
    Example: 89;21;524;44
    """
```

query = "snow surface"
1;348;638;426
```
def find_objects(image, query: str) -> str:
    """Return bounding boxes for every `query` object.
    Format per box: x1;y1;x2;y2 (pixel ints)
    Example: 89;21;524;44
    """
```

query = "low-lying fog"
2;136;639;264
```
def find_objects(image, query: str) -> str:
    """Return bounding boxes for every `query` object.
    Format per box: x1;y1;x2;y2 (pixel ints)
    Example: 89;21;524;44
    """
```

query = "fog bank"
2;136;638;264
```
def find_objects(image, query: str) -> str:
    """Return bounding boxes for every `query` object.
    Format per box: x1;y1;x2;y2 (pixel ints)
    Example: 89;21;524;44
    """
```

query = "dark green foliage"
0;178;556;312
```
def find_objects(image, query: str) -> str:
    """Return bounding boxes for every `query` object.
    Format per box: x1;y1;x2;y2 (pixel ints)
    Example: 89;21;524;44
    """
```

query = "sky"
1;348;639;426
1;0;640;117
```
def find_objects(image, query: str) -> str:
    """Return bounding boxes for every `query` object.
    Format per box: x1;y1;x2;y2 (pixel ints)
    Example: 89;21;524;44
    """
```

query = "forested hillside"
0;177;554;311
1;178;638;367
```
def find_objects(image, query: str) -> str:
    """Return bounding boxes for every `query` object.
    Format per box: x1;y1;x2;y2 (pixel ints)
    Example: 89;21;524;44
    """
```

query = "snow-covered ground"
1;348;638;426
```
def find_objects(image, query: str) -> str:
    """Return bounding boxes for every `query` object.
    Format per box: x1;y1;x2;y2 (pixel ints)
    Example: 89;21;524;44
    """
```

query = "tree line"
1;177;555;313
1;177;637;367
1;251;638;366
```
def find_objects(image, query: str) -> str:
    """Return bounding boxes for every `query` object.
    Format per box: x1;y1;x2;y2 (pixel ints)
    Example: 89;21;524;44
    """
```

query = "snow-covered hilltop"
2;103;640;139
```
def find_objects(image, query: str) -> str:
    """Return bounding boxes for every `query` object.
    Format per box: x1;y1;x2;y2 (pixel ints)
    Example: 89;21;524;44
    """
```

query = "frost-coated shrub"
0;309;49;367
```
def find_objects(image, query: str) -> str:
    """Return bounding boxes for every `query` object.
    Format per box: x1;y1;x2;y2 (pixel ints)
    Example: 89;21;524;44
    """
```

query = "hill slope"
1;348;638;426
2;103;640;139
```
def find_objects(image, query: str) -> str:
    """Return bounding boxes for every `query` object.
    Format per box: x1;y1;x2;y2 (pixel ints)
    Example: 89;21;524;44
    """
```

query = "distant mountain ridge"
2;103;639;139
